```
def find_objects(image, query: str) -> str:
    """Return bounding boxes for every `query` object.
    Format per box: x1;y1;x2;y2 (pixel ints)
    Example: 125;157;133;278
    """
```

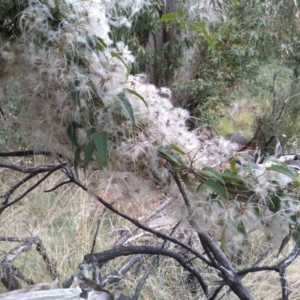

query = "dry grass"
216;99;262;138
1;163;300;299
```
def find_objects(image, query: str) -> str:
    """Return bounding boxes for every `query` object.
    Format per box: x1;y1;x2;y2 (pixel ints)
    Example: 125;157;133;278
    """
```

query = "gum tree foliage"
1;0;300;299
109;0;300;125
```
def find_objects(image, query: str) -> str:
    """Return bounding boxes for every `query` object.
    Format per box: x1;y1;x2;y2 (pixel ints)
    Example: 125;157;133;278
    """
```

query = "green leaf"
253;205;261;217
67;122;79;148
237;221;248;245
269;194;281;213
221;172;245;183
291;223;300;248
69;81;80;107
188;24;198;32
176;8;184;19
111;51;130;77
93;131;108;167
124;88;148;109
201;166;225;184
87;127;97;140
221;226;230;256
201;28;215;50
65;52;73;67
266;164;300;181
202;179;229;199
228;157;238;174
83;139;95;170
157;13;176;23
87;35;107;52
74;147;81;178
158;146;186;168
114;92;136;126
170;145;186;155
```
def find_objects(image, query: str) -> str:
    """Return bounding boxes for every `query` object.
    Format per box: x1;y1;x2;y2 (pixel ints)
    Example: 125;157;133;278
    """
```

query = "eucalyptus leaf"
83;139;95;170
67;122;79;148
202;179;229;199
74;147;81;178
93;131;108;167
124;88;148;109
201;166;225;184
114;92;136;126
266;164;299;181
237;221;248;245
111;51;130;77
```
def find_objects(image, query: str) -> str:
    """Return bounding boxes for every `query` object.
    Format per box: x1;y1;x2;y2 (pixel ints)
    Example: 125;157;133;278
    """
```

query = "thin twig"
90;208;107;254
0;164;65;213
44;180;72;193
1;173;36;205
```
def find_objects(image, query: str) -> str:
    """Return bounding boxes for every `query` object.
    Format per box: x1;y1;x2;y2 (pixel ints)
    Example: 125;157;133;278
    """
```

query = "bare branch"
84;245;207;296
0;164;65;213
66;169;212;267
0;150;65;159
0;162;66;174
1;173;37;205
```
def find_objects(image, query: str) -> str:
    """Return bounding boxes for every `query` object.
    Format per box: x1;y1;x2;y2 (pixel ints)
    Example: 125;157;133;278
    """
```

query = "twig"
166;165;253;300
44;180;72;193
0;150;64;159
0;162;66;174
216;246;272;299
278;246;300;300
0;164;65;213
90;208;107;254
1;173;37;205
65;168;212;267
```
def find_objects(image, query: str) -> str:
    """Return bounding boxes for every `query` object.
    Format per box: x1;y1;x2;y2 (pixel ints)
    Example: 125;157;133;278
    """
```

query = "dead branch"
0;150;64;159
0;163;65;213
0;236;57;291
84;245;207;295
167;165;253;300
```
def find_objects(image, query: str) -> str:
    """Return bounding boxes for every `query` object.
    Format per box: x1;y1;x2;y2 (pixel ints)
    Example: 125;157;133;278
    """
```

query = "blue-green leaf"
114;92;136;126
69;81;80;107
87;127;97;140
266;164;299;181
87;35;107;52
67;122;79;148
74;147;81;177
158;146;186;167
291;223;300;248
93;131;108;167
237;221;248;245
201;166;225;184
111;51;130;77
83;139;95;170
269;194;281;213
202;179;229;199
